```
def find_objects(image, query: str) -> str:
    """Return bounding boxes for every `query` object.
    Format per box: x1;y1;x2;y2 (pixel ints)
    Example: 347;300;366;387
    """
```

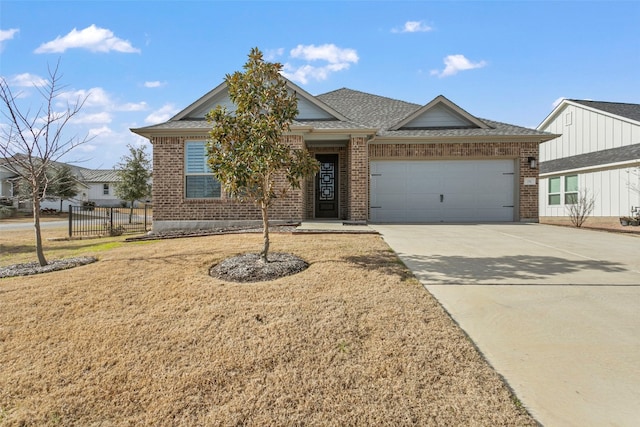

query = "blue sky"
1;0;639;169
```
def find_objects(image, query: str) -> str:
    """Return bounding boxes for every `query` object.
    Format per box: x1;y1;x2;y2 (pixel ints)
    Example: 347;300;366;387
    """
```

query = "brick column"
348;136;368;221
519;143;539;221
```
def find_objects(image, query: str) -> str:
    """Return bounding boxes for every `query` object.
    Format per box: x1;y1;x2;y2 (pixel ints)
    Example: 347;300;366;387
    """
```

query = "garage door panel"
406;193;441;209
370;160;515;223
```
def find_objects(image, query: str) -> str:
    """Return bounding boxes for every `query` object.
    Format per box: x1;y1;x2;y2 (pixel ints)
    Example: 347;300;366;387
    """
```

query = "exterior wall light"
528;157;537;169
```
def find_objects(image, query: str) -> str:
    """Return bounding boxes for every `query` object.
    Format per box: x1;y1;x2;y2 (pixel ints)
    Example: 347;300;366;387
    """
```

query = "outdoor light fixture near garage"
528;157;537;169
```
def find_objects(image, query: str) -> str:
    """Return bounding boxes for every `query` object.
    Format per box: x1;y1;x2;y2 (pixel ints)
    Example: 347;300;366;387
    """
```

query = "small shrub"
0;206;17;219
82;201;96;211
566;189;595;228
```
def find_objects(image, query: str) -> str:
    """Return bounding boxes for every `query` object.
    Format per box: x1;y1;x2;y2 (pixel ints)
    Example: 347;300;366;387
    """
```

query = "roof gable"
570;99;640;123
538;99;640;130
171;78;349;122
390;95;490;130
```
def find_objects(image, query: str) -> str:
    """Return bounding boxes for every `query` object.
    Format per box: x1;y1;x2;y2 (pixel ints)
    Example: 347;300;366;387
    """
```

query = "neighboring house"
132;79;556;232
76;169;124;208
537;100;640;226
0;159;136;210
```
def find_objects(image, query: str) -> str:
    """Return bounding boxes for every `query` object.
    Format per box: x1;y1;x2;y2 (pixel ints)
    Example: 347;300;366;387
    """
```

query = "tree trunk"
129;202;134;224
59;198;63;212
260;200;270;263
33;197;48;266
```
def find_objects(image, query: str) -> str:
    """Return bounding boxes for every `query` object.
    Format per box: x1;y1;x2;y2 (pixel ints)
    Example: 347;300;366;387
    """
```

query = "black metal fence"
68;205;152;238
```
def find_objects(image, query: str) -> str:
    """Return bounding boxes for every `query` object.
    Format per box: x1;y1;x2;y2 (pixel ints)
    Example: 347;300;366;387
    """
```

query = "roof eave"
373;133;559;143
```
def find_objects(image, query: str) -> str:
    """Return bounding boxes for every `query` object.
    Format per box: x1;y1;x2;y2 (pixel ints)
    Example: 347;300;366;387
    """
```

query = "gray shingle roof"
570;100;640;123
134;118;371;132
316;88;419;130
540;144;640;174
133;86;554;140
317;88;553;138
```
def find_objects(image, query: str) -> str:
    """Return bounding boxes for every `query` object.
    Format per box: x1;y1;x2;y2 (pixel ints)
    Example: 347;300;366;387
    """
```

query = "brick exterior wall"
153;134;539;227
348;137;369;221
152;135;305;226
369;141;540;221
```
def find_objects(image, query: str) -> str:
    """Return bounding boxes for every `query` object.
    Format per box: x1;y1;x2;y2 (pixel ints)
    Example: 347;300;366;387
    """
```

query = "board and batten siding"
539;168;640;218
540;104;640;163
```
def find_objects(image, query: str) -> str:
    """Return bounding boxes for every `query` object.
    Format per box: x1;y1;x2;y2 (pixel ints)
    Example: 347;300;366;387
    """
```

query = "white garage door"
370;160;516;223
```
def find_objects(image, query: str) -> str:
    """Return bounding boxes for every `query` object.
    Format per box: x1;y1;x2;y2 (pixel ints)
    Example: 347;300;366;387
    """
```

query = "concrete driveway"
372;223;640;427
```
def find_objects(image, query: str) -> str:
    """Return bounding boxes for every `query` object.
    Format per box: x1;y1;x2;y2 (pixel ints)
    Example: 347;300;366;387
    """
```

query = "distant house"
132;77;556;232
537;100;640;226
74;169;124;208
0;159;140;211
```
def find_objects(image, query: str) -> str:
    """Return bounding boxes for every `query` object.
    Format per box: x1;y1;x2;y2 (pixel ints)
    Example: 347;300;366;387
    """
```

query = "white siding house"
537;100;640;226
1;159;138;211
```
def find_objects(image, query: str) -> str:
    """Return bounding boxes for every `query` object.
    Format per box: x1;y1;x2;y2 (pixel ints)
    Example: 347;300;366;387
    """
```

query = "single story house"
537;100;640;226
0;159;136;211
132;79;556;232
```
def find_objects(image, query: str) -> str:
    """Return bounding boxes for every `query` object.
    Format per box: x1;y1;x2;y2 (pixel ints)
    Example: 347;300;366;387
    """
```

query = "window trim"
564;175;578;205
103;183;109;195
184;140;221;199
547;174;579;206
548;176;561;205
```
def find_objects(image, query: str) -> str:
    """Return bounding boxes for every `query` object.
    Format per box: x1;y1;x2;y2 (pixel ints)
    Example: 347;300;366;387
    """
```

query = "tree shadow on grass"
396;253;630;285
344;250;416;282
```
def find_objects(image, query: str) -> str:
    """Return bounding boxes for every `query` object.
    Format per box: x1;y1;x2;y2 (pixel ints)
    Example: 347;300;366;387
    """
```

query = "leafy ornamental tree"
114;144;152;223
0;62;89;266
49;164;79;212
206;48;319;262
14;164;78;212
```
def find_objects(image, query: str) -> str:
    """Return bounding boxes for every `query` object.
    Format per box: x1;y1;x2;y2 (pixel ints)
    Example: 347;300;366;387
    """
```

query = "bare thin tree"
0;61;90;266
566;188;595;228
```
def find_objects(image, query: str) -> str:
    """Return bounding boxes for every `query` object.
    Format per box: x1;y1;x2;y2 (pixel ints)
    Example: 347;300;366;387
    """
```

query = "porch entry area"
315;154;339;218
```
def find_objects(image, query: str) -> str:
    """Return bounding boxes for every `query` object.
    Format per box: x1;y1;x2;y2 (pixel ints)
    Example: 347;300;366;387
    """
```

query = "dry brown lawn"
0;227;536;426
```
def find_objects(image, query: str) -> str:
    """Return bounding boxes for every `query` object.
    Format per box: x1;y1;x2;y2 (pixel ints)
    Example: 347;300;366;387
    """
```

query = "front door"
315;154;339;218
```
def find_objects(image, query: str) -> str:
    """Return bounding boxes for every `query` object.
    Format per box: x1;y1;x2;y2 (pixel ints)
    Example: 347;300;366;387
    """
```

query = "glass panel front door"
315;154;339;218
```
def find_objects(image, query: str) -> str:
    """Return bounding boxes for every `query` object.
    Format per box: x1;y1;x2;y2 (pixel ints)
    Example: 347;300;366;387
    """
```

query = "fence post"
68;205;73;238
110;207;114;235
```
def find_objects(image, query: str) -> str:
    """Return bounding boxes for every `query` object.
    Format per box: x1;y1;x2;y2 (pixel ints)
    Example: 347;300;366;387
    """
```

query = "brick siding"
153;135;539;226
152;135;305;224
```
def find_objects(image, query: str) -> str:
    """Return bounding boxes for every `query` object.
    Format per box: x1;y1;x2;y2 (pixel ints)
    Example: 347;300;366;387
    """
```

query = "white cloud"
0;28;19;51
145;104;178;124
552;97;566;108
264;48;285;61
58;87;146;112
430;54;487;78
9;73;48;87
290;44;359;64
282;44;359;84
73;112;112;125
87;125;114;139
58;87;112;108
392;21;433;33
144;81;165;88
34;24;140;54
118;101;148;112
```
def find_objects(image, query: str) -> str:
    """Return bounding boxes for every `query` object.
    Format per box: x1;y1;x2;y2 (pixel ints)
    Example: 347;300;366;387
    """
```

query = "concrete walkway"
297;220;374;232
372;223;640;427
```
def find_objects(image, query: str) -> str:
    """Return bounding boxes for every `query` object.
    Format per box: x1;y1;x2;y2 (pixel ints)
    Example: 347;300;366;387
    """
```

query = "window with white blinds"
184;141;221;198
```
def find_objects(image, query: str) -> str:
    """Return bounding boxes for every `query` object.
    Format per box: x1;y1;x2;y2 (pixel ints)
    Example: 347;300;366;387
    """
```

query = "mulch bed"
209;252;309;282
0;256;98;279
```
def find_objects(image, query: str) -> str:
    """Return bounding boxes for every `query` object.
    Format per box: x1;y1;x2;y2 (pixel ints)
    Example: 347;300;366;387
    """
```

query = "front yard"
0;228;535;425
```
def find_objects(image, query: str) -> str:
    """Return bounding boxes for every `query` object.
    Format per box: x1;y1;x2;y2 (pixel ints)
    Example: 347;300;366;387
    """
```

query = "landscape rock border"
0;256;98;279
